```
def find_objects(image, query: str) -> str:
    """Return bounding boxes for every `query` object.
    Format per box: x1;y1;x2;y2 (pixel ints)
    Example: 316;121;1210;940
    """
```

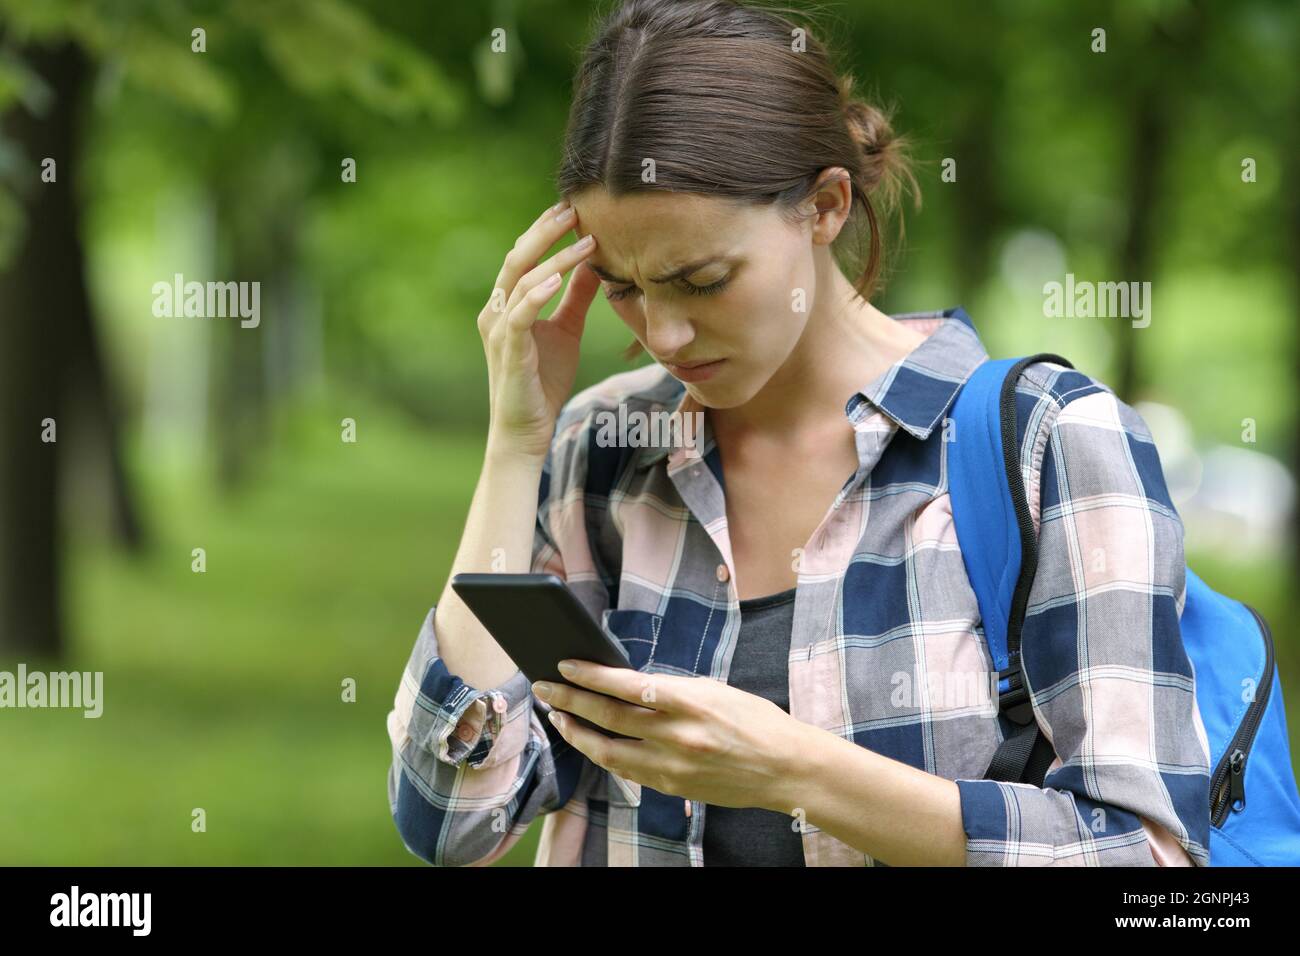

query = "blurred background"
0;0;1296;865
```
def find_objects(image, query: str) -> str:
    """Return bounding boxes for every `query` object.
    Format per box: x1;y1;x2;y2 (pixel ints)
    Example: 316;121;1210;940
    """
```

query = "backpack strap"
948;352;1074;787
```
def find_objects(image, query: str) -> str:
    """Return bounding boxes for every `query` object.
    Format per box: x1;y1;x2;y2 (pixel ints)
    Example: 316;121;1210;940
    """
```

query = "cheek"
728;272;805;344
609;298;646;338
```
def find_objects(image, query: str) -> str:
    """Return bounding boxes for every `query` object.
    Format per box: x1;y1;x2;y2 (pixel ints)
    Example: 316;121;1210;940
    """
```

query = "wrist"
484;434;548;472
765;716;828;817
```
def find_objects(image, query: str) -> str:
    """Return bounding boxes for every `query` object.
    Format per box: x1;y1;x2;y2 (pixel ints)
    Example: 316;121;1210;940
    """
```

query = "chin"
682;378;759;410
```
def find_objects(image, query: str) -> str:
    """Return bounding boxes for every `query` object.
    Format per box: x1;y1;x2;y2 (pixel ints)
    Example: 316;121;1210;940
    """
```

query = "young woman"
386;0;1211;866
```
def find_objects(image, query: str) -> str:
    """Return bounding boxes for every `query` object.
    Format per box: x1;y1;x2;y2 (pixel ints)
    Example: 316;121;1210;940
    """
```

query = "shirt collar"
633;305;988;469
846;305;988;440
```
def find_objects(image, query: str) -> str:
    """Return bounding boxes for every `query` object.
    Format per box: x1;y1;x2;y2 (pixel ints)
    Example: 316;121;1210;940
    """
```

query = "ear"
799;166;854;246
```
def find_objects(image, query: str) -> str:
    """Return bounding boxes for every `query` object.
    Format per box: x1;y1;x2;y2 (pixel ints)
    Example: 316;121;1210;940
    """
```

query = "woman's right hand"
479;199;601;463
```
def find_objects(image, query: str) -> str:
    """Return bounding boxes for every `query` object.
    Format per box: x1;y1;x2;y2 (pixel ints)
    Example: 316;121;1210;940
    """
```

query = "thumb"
547;261;601;339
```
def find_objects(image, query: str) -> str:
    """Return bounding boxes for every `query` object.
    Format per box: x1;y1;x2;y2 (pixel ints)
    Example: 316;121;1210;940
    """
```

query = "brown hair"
554;0;921;360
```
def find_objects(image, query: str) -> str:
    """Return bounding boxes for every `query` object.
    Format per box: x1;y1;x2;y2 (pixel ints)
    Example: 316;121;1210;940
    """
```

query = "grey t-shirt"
702;586;806;866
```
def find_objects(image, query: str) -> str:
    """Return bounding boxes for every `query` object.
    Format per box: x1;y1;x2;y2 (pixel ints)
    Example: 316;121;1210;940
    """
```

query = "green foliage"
0;0;459;123
236;0;461;123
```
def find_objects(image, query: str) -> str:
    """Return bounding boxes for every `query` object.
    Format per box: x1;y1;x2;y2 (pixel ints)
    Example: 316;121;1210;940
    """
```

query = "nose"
642;299;695;360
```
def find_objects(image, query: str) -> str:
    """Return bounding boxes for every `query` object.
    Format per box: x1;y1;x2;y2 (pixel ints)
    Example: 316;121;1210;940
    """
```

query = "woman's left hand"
532;661;809;813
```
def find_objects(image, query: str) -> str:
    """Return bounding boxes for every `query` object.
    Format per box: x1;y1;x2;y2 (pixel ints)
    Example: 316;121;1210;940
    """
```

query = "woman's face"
571;187;820;409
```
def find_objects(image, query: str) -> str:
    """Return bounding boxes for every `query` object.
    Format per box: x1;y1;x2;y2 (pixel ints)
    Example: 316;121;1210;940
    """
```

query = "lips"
669;358;719;369
662;357;726;383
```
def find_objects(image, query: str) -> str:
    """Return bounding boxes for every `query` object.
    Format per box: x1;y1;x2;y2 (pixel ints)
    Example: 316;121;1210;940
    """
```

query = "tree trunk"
1113;85;1164;404
950;99;1003;311
0;42;88;657
0;41;142;658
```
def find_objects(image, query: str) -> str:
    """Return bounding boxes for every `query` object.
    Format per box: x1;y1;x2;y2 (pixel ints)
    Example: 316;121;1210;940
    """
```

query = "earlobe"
810;203;848;245
814;211;844;245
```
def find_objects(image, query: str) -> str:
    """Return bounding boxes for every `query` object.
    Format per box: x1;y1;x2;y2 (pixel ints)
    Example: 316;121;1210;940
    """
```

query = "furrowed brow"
589;257;726;285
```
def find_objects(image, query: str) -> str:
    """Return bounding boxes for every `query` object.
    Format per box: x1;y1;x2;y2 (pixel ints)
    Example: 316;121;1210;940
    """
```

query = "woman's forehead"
572;187;752;232
572;189;761;271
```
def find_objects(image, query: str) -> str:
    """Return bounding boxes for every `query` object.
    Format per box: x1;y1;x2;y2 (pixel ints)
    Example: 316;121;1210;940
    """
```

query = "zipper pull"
1228;749;1247;812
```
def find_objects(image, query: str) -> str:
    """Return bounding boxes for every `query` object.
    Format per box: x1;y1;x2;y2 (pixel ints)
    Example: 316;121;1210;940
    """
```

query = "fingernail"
542;272;561;289
557;660;577;677
551;198;570;213
554;206;576;225
575;233;595;250
548;710;564;729
532;681;553;700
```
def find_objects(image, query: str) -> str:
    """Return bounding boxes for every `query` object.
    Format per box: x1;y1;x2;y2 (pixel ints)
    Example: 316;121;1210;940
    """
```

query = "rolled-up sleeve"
955;387;1212;866
388;607;536;773
386;443;588;867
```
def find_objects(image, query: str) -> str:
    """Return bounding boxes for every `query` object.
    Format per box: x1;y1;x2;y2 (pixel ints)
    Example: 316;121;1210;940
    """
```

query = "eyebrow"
587;257;729;285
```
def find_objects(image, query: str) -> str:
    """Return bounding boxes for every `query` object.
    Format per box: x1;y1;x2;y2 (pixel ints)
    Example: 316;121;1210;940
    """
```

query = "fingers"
500;238;599;350
503;241;595;319
535;679;659;739
492;200;580;312
546;707;640;776
500;270;565;358
554;659;684;712
546;260;601;339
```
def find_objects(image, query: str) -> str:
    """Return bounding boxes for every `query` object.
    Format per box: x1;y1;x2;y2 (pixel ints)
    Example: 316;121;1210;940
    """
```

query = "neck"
709;260;924;443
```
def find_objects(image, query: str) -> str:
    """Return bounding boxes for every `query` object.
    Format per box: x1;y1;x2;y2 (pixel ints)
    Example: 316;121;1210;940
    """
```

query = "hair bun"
843;98;894;160
838;74;916;219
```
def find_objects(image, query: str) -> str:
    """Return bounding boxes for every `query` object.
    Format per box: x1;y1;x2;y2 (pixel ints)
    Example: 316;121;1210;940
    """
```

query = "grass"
0;392;541;865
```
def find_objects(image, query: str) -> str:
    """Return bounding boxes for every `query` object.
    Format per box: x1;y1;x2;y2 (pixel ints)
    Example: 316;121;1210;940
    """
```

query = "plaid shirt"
387;306;1212;866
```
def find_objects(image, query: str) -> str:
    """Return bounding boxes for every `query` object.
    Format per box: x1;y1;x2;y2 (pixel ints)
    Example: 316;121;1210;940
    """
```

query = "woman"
386;0;1212;866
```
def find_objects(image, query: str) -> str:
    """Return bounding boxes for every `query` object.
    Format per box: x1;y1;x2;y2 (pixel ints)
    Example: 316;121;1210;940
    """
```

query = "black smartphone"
450;572;639;740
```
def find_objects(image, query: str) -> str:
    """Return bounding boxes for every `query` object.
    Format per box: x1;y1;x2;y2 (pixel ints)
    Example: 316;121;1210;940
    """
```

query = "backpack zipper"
1210;602;1274;827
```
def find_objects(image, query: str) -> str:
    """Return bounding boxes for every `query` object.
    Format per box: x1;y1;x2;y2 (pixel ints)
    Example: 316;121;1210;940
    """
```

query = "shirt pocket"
600;608;663;673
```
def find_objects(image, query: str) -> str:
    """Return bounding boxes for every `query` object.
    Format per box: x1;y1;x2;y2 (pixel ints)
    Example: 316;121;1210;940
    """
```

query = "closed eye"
605;275;730;301
681;276;730;297
604;284;640;302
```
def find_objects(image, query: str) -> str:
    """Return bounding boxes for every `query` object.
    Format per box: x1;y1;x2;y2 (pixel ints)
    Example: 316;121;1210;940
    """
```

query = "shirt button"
491;694;508;714
716;563;730;582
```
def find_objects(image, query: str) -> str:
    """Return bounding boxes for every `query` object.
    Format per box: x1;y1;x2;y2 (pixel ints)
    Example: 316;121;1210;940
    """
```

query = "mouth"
662;357;726;383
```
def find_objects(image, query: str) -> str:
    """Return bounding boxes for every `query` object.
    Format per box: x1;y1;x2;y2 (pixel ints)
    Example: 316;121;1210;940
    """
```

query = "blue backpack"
948;352;1300;866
